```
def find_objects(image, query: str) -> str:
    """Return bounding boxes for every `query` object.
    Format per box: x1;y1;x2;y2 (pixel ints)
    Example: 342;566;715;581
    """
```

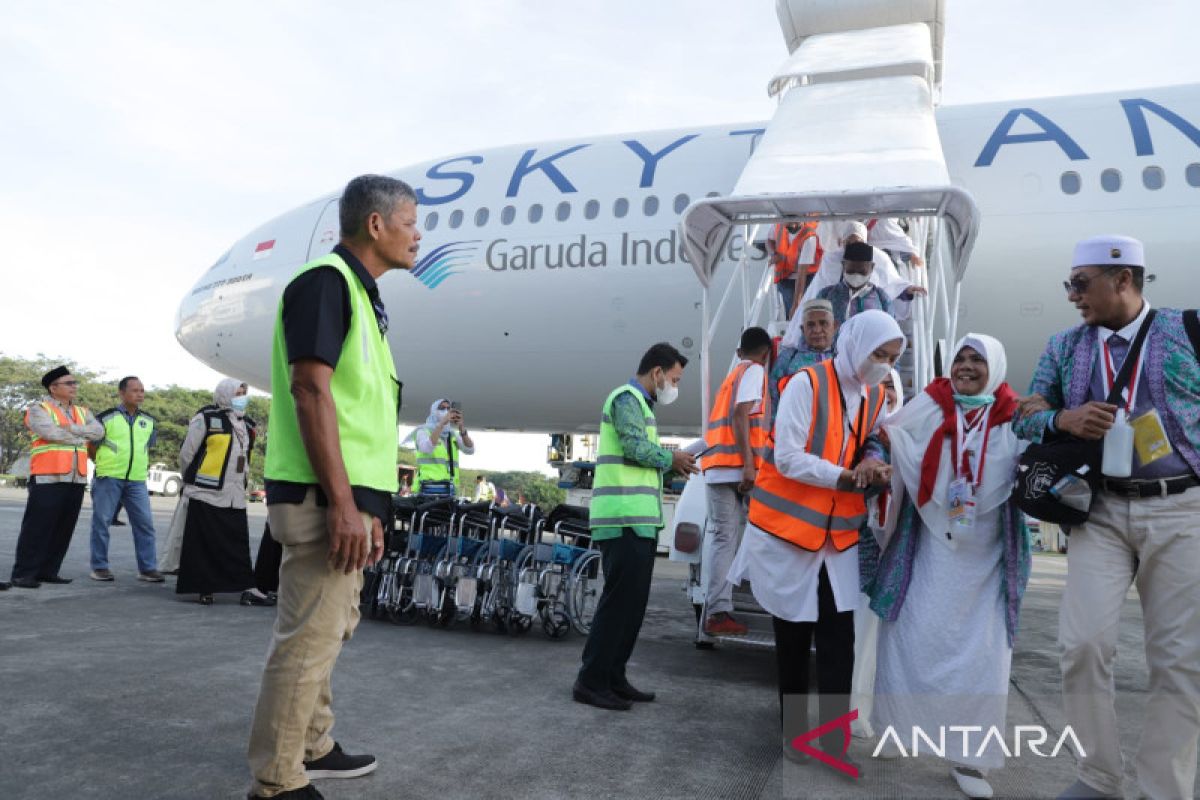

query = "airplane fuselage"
176;83;1200;434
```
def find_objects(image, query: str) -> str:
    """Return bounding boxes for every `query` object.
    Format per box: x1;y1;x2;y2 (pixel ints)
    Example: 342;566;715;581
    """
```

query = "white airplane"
176;80;1200;436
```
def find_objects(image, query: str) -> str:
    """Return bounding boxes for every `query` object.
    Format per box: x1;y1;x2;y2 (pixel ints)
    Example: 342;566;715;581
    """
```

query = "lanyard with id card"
1103;332;1172;468
1131;408;1173;465
948;407;992;538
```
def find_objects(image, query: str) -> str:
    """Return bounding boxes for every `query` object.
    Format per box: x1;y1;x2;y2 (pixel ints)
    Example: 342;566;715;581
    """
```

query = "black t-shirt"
266;244;393;524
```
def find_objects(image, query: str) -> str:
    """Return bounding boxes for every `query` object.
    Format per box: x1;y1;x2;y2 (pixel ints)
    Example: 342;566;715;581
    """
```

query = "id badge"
236;455;246;474
1131;409;1173;466
948;477;976;533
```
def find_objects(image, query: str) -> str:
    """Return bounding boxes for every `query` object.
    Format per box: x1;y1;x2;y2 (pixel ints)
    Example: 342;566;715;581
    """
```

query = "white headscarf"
953;333;1007;398
833;309;906;387
881;333;1021;549
425;398;450;430
214;378;243;411
882;368;905;416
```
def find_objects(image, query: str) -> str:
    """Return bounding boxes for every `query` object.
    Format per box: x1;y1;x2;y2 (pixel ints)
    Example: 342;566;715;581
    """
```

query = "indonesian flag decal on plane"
253;239;276;260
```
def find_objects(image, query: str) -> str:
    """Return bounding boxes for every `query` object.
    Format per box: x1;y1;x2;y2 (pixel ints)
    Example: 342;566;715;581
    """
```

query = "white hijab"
881;333;1021;548
425;398;450;431
832;309;906;387
214;378;244;415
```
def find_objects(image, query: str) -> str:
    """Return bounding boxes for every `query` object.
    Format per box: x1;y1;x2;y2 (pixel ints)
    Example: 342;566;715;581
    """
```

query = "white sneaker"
952;766;994;799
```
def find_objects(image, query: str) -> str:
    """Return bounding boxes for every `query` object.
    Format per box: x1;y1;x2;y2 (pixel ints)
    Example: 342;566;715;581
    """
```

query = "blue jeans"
777;278;798;319
90;477;157;572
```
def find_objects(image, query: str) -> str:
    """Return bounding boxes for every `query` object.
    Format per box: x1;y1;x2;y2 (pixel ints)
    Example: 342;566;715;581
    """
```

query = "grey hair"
338;174;417;239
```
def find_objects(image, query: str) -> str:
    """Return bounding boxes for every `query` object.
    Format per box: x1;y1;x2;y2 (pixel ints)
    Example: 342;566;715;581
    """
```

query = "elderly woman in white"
729;310;904;763
860;334;1032;799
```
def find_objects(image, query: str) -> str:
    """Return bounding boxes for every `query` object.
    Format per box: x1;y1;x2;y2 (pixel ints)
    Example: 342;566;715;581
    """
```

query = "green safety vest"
412;430;456;494
94;408;156;482
590;385;664;530
264;253;400;493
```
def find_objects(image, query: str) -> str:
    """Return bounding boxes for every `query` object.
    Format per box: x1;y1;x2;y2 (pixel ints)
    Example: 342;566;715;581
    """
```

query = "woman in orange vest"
728;310;904;765
9;366;105;589
699;326;772;637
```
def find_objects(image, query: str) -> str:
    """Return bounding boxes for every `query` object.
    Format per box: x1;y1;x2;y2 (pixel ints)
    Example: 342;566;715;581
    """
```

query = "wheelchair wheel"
508;613;532;636
541;606;571;639
387;597;419;625
568;550;603;636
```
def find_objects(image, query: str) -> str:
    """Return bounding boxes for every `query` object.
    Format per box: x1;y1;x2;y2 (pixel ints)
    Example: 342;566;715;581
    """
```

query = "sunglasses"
53;380;80;387
1062;272;1108;295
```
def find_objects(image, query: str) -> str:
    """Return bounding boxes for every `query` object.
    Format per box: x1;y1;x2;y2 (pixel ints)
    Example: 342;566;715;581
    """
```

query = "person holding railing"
728;310;903;766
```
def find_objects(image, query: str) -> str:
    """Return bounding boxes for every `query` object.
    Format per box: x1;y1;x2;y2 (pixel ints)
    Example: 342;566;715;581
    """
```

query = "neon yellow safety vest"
264;253;400;493
590;385;664;530
413;432;456;494
94;408;156;482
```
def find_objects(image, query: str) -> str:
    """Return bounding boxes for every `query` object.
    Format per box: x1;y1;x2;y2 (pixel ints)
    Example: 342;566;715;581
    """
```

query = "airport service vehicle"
146;463;183;497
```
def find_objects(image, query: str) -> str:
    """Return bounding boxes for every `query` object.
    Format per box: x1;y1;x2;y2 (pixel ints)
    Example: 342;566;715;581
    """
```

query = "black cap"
844;241;874;262
41;365;70;390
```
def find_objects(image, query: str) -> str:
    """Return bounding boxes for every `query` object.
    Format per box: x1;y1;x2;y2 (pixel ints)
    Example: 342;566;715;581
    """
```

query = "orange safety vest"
772;222;822;283
747;359;886;552
701;361;770;473
27;401;89;477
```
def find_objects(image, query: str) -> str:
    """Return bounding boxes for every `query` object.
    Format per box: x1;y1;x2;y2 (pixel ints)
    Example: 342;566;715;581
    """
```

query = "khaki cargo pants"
247;490;369;797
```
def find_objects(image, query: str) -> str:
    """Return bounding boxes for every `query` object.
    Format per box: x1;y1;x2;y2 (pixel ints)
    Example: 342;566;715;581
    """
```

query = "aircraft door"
307;198;340;260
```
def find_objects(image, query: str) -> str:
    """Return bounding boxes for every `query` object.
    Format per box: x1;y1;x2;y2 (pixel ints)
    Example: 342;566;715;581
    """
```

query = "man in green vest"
89;376;162;582
247;175;419;800
574;342;698;711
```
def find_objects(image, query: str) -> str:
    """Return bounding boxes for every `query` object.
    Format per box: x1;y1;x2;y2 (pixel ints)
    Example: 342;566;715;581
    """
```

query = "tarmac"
0;485;1186;800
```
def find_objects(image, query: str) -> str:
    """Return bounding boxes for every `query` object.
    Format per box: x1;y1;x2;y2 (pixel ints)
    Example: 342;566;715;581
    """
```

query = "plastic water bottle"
1102;409;1134;478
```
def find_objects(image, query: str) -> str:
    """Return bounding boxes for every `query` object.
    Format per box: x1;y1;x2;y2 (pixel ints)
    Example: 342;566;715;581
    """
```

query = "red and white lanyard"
953;406;993;488
1102;338;1142;413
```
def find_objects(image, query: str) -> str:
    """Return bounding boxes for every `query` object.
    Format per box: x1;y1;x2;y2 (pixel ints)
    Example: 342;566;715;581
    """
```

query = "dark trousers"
12;479;86;581
578;528;656;692
253;522;282;594
773;565;855;742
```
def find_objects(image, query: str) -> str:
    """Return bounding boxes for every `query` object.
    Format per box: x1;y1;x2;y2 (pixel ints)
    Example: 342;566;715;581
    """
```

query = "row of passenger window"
423;191;721;231
1060;163;1200;195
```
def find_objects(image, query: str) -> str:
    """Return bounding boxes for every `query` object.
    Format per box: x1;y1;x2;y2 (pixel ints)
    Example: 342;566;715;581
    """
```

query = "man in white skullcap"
1015;235;1200;800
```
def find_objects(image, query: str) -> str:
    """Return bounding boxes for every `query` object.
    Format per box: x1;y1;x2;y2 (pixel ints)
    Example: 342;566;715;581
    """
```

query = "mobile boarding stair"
669;1;981;649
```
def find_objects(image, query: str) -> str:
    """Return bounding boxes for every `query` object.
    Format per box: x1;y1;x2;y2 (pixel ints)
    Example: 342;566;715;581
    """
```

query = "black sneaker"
247;784;324;799
572;680;633;711
612;680;655;702
303;742;377;780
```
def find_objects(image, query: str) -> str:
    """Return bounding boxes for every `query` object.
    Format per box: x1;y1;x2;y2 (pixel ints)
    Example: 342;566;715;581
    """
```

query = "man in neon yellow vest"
574;343;698;711
247;175;419;800
89;376;162;583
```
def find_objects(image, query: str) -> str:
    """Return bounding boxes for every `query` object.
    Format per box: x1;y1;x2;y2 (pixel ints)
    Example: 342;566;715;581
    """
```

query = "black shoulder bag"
1015;309;1157;525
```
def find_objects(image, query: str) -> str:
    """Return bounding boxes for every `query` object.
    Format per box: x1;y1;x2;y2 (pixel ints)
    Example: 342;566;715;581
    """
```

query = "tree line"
2;354;565;509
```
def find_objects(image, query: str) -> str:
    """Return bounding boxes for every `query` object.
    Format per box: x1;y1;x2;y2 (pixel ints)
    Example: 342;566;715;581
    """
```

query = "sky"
3;0;1199;474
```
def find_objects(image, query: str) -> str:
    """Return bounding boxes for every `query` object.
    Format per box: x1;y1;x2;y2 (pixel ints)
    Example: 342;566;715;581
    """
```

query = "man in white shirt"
699;328;773;637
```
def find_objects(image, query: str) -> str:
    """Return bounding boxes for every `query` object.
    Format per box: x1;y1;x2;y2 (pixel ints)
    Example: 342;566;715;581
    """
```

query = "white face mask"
843;272;871;289
230;395;249;414
857;360;892;386
437;408;450;422
656;380;679;405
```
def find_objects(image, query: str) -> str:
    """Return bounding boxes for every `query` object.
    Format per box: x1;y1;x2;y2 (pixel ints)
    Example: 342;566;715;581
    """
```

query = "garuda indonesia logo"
410;240;480;289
